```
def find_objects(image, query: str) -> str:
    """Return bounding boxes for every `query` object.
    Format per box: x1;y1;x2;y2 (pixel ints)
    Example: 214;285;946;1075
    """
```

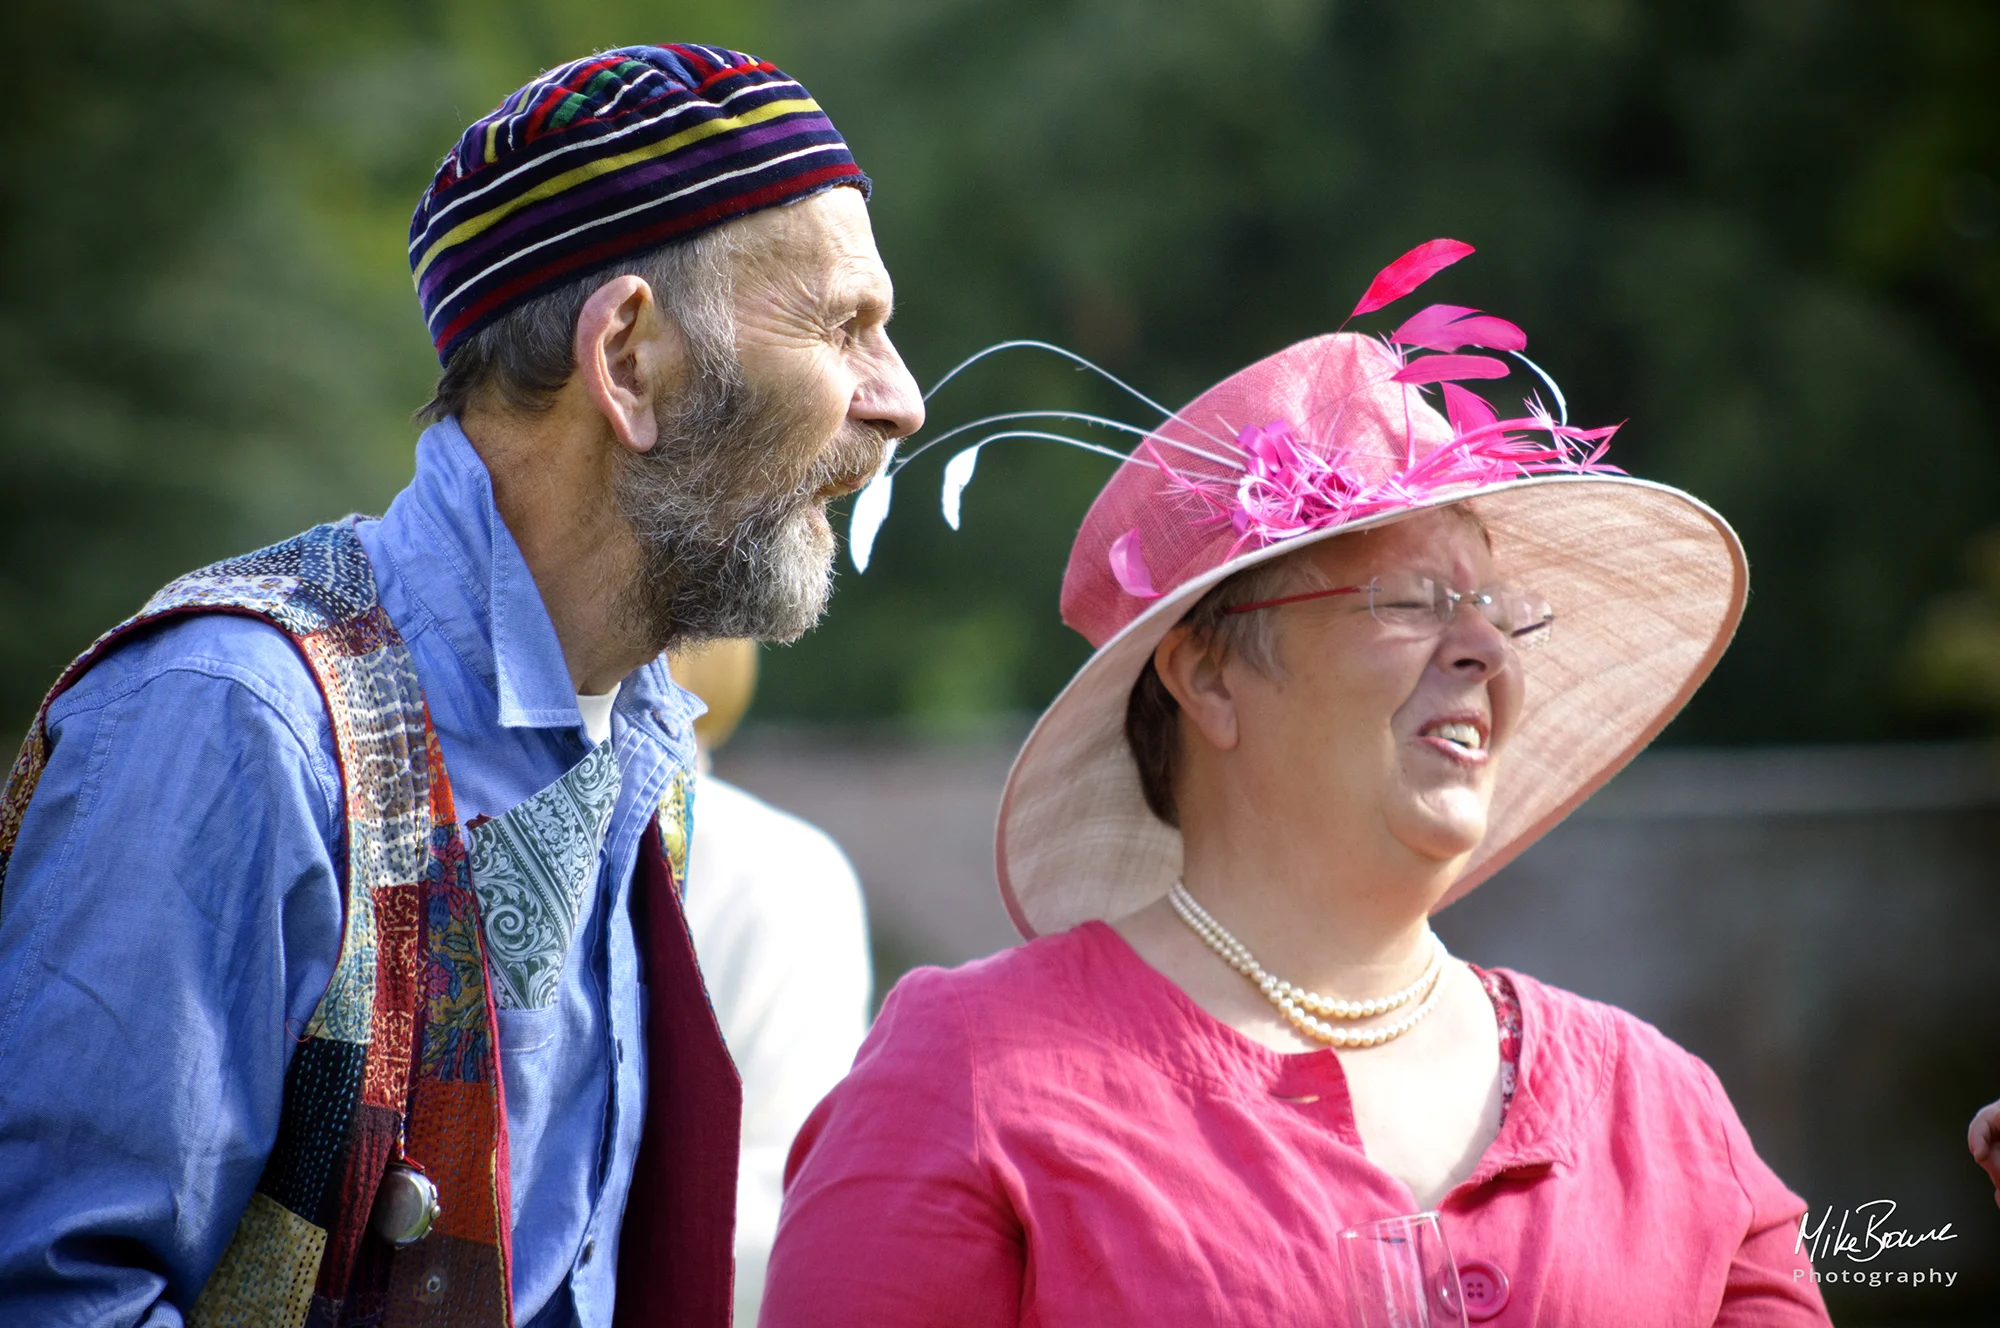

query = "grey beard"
613;366;862;654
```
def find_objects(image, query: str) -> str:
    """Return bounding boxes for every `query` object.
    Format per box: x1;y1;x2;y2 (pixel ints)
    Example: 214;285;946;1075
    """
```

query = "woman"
762;245;1829;1324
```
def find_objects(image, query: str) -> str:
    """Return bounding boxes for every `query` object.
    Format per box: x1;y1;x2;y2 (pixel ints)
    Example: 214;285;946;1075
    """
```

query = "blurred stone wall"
717;733;2000;1322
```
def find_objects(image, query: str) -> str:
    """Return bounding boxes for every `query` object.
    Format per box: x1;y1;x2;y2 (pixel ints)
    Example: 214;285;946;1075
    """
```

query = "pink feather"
1390;303;1526;353
1442;383;1498;436
1440;315;1526;351
1350;239;1476;318
1108;528;1161;599
1117;248;1621;563
1391;354;1511;386
1388;304;1474;347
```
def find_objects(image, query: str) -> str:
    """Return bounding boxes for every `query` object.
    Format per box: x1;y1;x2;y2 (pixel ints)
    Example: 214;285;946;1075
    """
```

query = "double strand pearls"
1167;879;1448;1049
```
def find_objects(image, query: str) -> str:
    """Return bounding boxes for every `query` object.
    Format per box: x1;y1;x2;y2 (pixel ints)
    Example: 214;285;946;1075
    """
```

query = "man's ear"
1154;623;1240;752
575;275;685;454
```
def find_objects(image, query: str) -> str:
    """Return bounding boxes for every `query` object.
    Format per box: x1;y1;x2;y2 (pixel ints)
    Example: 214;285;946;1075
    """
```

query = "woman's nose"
1437;606;1513;677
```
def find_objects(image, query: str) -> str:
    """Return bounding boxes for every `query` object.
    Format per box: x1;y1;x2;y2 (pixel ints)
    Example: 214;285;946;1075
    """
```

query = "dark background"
6;2;1999;1321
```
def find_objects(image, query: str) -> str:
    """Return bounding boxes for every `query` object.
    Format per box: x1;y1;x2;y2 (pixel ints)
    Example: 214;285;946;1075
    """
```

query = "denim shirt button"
1458;1258;1510;1320
579;1238;595;1268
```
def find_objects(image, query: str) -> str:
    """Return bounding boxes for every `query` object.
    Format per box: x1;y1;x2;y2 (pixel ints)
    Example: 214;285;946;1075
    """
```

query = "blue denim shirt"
0;418;702;1327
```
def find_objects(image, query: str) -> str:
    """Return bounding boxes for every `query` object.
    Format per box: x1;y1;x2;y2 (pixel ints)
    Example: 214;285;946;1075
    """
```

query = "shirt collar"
376;417;701;752
1457;972;1580;1184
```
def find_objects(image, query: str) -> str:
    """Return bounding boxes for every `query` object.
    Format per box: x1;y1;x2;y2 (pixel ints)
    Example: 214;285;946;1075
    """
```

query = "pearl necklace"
1167;880;1449;1048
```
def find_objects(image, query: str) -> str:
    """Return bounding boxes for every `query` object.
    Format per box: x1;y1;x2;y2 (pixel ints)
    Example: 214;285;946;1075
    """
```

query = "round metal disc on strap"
371;1164;442;1247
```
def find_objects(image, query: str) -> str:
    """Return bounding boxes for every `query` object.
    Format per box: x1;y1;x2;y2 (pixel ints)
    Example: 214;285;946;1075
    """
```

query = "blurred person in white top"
670;639;873;1324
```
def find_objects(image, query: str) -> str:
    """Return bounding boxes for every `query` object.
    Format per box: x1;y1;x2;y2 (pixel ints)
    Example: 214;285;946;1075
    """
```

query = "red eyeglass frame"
1220;585;1367;615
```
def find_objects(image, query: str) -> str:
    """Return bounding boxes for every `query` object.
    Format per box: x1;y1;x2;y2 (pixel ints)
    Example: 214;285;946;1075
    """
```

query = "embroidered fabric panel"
393;813;513;1317
262;1039;370;1224
142;525;378;633
348;811;432;903
299;616;433;1047
0;735;45;888
420;835;499;1083
188;1192;328;1328
383;1232;510;1326
315;1103;402;1299
466;743;621;1010
364;884;426;1111
305;880;381;1046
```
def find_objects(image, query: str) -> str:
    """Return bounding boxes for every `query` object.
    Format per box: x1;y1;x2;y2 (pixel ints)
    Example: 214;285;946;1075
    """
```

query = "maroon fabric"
615;822;743;1327
315;1103;401;1297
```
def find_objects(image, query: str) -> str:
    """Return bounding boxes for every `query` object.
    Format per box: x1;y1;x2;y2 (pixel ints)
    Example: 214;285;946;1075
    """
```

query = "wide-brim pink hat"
990;247;1746;940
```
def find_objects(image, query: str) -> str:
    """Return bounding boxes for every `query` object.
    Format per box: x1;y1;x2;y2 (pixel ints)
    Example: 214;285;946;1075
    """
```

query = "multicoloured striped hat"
411;44;869;363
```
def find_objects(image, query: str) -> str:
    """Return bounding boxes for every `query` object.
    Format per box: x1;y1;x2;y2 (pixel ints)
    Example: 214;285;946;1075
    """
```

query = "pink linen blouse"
762;921;1829;1326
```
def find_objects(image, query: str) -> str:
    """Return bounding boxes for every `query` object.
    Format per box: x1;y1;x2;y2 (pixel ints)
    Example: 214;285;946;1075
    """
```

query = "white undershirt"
575;683;620;746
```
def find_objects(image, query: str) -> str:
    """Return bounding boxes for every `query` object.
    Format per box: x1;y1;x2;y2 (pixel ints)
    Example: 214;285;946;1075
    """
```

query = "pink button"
1458;1258;1510;1320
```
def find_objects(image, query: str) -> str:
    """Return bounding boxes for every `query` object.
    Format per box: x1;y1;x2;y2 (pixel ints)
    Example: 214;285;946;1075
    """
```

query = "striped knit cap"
411;44;869;363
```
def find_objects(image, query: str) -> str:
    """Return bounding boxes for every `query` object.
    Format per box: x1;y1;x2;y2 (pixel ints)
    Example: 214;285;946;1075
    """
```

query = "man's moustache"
805;428;891;501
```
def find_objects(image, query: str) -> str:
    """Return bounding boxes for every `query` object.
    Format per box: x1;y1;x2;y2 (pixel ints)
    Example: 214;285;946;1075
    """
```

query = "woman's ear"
1154;623;1240;752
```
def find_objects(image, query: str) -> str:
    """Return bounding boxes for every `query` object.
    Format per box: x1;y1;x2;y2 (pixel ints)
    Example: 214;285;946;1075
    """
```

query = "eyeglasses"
1222;570;1555;651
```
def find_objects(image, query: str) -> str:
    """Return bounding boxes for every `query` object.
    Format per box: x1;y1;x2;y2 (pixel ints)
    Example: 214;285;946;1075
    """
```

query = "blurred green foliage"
0;0;767;728
1903;528;2000;719
4;0;1998;742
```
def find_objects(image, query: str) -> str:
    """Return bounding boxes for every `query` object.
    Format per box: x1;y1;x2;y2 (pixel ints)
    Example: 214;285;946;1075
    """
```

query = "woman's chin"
1389;798;1489;864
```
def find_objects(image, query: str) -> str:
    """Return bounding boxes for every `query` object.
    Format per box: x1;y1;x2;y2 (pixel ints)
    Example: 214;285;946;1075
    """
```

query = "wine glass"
1335;1211;1468;1328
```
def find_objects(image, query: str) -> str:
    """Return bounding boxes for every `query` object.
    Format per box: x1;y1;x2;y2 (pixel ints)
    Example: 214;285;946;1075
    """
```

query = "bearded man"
0;45;921;1328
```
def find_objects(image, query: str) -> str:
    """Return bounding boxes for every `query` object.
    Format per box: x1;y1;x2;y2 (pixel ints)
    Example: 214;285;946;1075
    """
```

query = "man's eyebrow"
824;260;894;321
822;292;894;333
839;282;894;321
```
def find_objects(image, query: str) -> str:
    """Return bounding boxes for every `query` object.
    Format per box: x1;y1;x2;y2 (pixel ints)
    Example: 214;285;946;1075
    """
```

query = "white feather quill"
848;464;896;573
939;444;984;530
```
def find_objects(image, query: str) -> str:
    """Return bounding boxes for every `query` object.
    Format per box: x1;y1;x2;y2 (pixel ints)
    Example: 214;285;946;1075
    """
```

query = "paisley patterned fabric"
468;743;622;1010
1471;964;1524;1125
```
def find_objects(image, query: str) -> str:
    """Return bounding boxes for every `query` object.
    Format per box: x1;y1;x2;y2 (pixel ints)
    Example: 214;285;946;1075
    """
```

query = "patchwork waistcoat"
0;523;739;1327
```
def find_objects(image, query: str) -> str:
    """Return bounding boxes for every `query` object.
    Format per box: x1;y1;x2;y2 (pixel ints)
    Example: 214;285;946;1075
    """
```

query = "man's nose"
853;333;926;442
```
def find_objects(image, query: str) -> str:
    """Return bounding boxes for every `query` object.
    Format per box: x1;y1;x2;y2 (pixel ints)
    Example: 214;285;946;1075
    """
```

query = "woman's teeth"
1427;721;1484;751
